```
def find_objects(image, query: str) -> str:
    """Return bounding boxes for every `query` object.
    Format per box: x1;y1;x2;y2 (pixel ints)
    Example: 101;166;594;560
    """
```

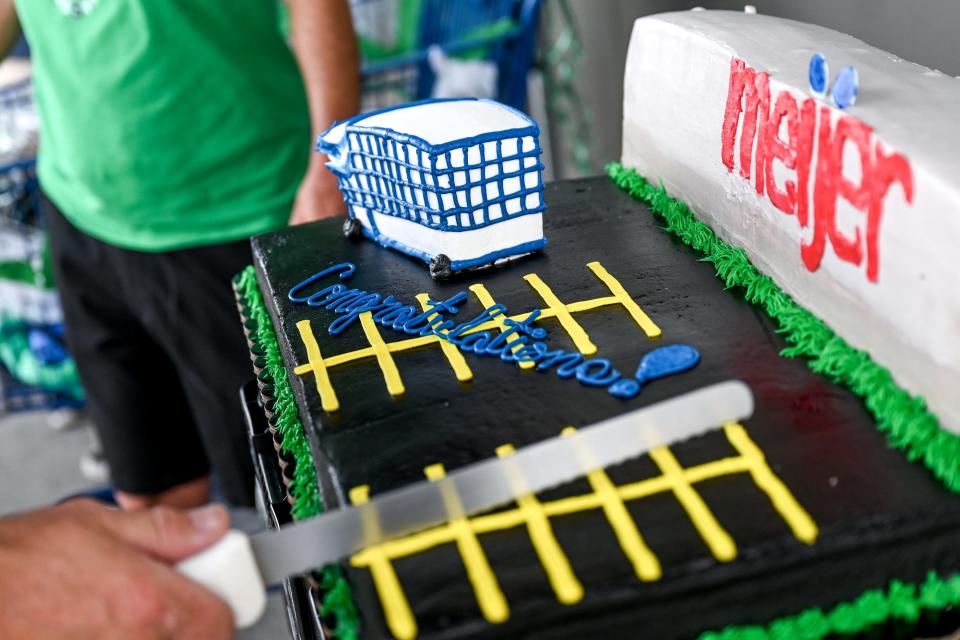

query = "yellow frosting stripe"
495;444;584;605
424;463;510;623
468;283;536;370
523;274;598;355
682;457;752;482
348;485;418;640
587;466;663;580
649;446;738;561
349;485;371;504
293;320;340;413
359;311;405;397
320;345;374;368
324;335;434;367
723;422;820;544
560;427;661;581
586;261;662;338
416;293;474;382
349;484;384;540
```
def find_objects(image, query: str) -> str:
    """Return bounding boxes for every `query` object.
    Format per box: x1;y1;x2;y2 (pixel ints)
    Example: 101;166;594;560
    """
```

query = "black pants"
45;197;256;506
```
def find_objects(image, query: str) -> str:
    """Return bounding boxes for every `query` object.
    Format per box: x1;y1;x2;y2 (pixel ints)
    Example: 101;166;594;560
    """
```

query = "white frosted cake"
621;10;960;433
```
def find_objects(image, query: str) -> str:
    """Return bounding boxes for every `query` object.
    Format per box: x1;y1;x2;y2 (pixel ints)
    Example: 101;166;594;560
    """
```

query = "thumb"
102;504;230;563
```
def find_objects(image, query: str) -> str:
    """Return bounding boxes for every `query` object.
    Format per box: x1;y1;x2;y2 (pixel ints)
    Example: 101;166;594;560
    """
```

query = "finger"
158;565;235;640
120;557;235;640
99;504;230;563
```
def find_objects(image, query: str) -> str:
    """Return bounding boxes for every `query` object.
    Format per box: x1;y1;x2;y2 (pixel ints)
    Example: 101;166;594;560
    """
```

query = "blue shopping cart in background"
349;0;543;110
0;79;84;415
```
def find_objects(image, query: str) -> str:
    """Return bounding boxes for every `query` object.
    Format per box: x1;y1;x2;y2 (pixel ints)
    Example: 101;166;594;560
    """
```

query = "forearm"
0;0;20;60
285;0;359;223
286;0;361;142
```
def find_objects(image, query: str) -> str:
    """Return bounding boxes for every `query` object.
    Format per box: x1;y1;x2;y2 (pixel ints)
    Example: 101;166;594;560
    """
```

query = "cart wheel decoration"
342;217;363;241
428;254;452;280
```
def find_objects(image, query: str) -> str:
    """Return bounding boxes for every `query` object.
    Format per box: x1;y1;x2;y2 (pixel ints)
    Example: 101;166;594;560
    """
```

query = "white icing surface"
622;10;960;432
358;208;543;264
351;99;534;145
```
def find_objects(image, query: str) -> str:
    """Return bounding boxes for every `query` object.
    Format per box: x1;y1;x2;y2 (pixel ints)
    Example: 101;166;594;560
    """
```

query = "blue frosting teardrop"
832;65;859;110
634;344;701;384
809;52;829;97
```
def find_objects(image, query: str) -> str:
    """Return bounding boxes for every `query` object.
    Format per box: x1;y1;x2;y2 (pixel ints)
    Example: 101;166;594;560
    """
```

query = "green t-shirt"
15;0;310;251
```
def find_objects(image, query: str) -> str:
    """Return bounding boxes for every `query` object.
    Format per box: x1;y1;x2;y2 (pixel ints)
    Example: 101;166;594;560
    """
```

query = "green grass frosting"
698;571;960;640
235;265;360;640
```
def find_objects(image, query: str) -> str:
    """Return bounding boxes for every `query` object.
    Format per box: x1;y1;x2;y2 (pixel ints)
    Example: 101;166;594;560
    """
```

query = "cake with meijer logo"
234;9;960;639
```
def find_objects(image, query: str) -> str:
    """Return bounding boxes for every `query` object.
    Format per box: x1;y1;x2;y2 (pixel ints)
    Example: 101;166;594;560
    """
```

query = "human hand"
0;499;234;640
290;159;346;225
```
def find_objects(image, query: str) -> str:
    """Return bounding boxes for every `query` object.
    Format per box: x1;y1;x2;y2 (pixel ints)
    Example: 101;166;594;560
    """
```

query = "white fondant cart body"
319;98;546;278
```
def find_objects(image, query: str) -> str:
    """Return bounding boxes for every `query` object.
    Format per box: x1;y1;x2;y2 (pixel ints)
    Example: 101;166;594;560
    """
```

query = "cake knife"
176;380;754;628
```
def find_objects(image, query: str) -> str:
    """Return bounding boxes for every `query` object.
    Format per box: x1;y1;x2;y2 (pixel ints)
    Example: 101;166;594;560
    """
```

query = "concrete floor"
0;409;289;639
0;410;99;515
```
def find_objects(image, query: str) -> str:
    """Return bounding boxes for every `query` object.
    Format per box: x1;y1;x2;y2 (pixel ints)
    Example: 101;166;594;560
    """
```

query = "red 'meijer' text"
721;57;913;282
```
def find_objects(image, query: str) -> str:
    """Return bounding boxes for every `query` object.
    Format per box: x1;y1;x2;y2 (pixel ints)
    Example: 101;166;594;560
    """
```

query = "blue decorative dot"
809;53;829;97
832;65;859;109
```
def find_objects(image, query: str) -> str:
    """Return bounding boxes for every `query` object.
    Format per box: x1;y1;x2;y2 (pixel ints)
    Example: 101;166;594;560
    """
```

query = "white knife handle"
176;530;267;629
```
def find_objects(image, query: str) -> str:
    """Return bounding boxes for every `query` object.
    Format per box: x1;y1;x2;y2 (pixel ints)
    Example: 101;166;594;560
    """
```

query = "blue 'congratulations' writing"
288;263;700;399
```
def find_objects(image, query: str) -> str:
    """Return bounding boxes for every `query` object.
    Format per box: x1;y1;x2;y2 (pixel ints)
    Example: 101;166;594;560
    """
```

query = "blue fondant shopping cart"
319;97;546;278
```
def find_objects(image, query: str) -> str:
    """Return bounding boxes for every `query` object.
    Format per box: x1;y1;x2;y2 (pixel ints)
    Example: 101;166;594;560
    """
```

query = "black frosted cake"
232;8;960;639
236;176;960;639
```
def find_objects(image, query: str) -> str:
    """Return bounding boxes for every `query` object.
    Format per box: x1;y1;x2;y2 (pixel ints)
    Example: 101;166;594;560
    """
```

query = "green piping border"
608;163;960;494
234;266;360;640
699;571;960;640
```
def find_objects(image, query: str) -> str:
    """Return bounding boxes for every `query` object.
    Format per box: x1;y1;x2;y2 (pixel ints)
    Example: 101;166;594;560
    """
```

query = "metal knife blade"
249;380;753;586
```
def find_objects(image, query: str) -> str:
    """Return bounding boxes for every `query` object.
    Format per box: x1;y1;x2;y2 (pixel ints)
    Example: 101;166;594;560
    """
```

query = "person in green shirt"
0;0;360;510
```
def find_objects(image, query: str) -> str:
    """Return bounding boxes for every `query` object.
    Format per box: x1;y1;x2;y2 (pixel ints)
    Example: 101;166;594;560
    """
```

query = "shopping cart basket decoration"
318;98;546;278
